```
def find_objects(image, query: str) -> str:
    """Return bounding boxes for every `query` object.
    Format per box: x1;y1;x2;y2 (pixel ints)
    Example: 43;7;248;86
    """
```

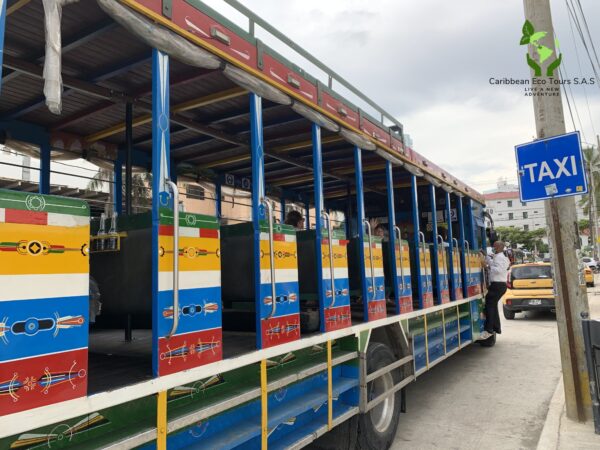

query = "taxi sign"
515;131;587;202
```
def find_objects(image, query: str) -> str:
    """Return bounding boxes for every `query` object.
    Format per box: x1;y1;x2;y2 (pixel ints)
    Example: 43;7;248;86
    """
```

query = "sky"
208;0;600;193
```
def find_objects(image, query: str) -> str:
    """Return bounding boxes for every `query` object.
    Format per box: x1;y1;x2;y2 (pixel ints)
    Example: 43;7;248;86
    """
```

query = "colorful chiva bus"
0;1;489;449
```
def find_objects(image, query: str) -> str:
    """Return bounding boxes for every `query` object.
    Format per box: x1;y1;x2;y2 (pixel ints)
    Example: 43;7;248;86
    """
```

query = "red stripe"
199;228;219;238
338;239;349;246
272;233;286;242
5;209;48;225
159;225;174;236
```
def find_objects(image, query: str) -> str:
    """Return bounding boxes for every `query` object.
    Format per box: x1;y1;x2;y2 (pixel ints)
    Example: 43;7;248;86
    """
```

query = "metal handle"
322;211;336;308
437;234;448;289
419;231;430;290
363;219;376;299
166;180;180;339
394;226;405;291
262;198;277;319
452;237;461;287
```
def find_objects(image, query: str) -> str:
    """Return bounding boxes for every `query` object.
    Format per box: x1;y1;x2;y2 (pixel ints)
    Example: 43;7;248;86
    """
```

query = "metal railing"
261;198;277;319
363;219;376;299
166;180;180;338
322;210;336;308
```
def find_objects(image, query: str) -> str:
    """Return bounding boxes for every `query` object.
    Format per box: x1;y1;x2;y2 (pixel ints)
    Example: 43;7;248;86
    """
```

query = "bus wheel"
357;342;402;450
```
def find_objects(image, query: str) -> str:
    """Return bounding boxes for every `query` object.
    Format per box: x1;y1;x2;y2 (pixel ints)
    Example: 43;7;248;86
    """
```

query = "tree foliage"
495;226;548;253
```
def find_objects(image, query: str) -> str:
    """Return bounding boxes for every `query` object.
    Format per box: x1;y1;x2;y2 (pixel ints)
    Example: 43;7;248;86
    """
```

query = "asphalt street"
392;307;562;449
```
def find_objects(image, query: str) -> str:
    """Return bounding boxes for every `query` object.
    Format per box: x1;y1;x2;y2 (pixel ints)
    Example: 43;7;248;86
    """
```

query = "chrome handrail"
452;237;461;287
261;198;277;319
465;240;471;287
322;211;336;308
394;226;405;292
419;231;430;291
363;219;376;299
166;180;180;339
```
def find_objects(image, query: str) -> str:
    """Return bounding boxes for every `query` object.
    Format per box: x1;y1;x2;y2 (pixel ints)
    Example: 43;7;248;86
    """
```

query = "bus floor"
86;328;327;394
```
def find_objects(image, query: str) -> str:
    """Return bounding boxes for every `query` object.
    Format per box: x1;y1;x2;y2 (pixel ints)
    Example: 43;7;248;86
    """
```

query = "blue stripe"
157;286;222;336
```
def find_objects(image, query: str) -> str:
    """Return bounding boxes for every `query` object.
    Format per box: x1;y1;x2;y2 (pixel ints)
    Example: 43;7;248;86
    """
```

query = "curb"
536;375;565;450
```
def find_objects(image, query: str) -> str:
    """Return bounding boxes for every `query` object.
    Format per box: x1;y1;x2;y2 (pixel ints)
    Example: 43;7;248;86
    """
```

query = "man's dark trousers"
485;281;507;334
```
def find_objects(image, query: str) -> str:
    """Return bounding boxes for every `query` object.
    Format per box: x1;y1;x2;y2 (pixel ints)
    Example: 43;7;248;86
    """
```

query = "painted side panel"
466;251;483;297
157;209;222;376
451;249;464;300
419;247;434;308
322;238;351;331
436;249;450;303
259;229;301;347
365;241;386;320
0;190;89;416
396;241;413;313
320;91;359;129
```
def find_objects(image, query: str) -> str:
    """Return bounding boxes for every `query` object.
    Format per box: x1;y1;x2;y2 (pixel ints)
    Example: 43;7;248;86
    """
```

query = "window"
523;212;528;219
185;184;205;200
488;208;494;214
534;210;538;213
497;201;501;204
524;224;529;231
522;201;527;206
507;200;513;207
498;213;503;216
535;223;540;226
508;212;514;220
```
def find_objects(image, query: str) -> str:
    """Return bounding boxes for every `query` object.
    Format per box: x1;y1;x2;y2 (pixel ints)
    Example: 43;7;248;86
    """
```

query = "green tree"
495;226;548;253
88;167;152;213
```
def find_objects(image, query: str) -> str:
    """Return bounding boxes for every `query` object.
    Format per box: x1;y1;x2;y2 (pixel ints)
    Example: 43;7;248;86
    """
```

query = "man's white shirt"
486;252;510;283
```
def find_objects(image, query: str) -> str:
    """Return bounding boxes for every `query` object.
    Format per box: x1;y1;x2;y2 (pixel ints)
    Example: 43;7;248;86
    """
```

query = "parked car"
502;263;554;319
582;257;598;272
584;267;595;287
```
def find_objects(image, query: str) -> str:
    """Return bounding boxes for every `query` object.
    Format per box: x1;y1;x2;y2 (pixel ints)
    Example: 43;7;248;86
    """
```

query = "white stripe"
159;270;220;291
260;268;298;283
260;232;296;243
322;267;349;279
0;208;5;223
0;274;88;301
367;268;384;278
284;234;296;243
179;227;200;238
47;213;89;227
397;268;412;277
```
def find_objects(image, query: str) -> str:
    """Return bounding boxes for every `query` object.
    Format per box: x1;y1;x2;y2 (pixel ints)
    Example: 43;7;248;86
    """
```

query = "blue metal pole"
305;200;310;230
114;157;123;215
151;49;170;377
312;124;326;330
250;93;266;349
457;196;468;298
215;179;222;218
429;184;441;304
466;198;477;250
39;142;51;194
354;146;369;320
446;192;456;300
411;175;423;309
280;196;286;223
0;0;7;96
385;161;400;314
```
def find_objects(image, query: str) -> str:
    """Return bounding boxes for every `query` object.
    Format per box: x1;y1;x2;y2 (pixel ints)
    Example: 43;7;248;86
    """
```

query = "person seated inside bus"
374;223;388;240
285;210;304;229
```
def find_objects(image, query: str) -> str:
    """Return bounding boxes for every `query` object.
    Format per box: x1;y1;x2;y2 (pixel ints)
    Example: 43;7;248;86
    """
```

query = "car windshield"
511;266;552;279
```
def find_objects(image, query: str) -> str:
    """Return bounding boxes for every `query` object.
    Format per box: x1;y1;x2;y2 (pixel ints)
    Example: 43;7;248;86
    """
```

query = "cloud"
234;0;600;191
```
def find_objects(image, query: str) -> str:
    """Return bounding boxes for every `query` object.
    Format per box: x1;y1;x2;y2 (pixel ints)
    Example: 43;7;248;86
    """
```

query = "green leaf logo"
520;20;562;76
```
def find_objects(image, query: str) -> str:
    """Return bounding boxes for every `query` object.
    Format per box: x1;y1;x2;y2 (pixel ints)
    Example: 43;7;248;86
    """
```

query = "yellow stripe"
118;0;482;203
0;223;88;275
260;359;268;450
260;240;298;270
159;236;220;271
327;340;333;430
157;391;167;450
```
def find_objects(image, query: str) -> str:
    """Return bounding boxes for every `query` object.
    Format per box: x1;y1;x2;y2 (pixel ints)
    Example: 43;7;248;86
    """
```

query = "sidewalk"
536;277;600;449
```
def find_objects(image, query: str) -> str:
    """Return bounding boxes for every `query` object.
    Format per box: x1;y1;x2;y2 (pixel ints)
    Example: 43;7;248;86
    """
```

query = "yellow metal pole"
261;359;268;450
327;340;333;430
423;314;430;369
156;391;167;450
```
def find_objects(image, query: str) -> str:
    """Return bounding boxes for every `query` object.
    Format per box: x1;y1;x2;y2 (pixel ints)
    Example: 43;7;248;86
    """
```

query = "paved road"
392;308;562;449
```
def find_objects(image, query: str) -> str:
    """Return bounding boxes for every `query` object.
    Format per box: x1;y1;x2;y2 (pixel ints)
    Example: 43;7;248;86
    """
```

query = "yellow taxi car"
584;267;595;287
502;263;554;320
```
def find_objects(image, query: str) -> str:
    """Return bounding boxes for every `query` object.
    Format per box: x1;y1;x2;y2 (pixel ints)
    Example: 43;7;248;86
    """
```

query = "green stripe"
0;189;89;217
159;208;219;229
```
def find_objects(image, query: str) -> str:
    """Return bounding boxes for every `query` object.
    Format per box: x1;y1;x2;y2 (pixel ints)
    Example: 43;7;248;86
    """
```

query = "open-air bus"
0;1;489;449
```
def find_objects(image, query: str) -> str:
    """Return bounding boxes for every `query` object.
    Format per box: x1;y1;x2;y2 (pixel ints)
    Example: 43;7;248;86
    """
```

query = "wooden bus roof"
0;0;484;205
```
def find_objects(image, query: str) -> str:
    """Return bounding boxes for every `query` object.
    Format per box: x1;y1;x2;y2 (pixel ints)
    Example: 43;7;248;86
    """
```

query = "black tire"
309;343;402;450
356;342;402;450
503;305;515;320
479;332;496;347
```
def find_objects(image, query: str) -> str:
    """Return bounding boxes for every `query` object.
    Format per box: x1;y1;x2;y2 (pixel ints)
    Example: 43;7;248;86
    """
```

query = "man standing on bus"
480;241;510;340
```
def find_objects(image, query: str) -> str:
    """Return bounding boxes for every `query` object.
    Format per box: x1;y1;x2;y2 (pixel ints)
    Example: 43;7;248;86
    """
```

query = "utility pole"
524;0;591;422
595;134;600;259
586;151;596;259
